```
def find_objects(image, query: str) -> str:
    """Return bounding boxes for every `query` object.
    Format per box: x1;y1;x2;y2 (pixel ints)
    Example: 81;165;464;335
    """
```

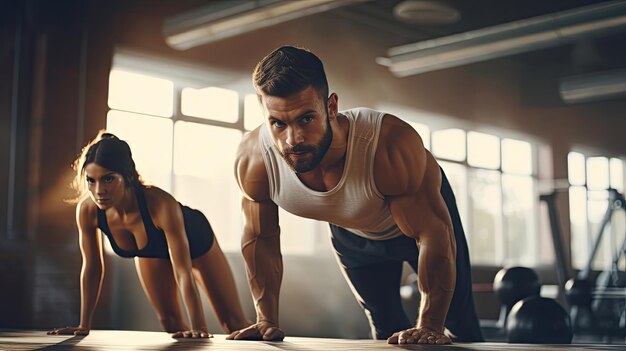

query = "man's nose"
286;126;304;146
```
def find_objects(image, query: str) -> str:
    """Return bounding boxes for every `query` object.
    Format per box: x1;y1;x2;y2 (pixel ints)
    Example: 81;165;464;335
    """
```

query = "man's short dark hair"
253;46;329;102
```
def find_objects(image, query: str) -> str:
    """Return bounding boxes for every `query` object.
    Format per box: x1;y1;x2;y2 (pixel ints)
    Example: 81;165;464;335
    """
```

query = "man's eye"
272;120;286;128
302;116;313;123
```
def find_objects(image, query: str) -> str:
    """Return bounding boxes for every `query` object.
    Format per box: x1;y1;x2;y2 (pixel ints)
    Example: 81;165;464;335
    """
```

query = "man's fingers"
234;326;262;340
263;327;285;341
386;332;400;344
436;336;452;344
225;331;239;340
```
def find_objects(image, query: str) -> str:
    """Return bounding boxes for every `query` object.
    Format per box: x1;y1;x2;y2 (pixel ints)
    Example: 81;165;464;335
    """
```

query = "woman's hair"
253;45;329;103
69;130;143;202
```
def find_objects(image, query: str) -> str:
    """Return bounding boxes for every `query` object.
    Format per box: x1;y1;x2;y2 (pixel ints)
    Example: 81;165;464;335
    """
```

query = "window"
568;152;625;271
431;128;538;266
105;60;316;255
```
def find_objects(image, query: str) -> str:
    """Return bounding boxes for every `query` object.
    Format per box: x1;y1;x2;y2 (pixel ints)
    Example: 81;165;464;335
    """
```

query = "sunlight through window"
569;186;588;269
568;152;586;186
467;132;500;169
244;94;265;131
172;122;243;251
502;138;532;175
468;169;502;265
502;175;535;266
432;129;465;161
587;157;609;190
610;158;624;191
106;110;173;192
181;87;238;122
279;209;317;255
108;70;173;117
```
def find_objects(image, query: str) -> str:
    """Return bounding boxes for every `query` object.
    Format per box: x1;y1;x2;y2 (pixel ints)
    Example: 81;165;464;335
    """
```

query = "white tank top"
258;107;403;240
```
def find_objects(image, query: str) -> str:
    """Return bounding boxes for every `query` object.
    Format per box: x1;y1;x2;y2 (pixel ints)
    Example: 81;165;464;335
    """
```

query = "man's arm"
375;115;456;344
228;128;285;341
241;197;283;329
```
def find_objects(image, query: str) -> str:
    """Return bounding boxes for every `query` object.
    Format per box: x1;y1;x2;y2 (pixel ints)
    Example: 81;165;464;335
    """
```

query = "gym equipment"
506;295;573;344
493;266;541;328
564;278;594;332
541;187;626;338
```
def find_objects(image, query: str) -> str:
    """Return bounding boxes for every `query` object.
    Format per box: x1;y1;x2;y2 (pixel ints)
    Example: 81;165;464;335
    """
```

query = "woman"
48;131;249;338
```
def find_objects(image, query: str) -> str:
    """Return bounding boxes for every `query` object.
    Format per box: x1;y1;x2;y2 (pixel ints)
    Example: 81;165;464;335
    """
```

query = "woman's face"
83;163;127;210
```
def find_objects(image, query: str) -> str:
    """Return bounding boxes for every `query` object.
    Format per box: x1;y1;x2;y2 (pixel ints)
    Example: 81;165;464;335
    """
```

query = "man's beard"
280;114;333;173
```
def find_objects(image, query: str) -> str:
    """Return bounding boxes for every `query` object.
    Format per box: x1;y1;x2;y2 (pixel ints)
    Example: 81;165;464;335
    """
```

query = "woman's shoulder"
142;185;181;222
76;196;98;228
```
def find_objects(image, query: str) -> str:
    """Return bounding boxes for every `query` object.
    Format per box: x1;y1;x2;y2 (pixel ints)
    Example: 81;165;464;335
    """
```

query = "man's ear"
327;93;339;120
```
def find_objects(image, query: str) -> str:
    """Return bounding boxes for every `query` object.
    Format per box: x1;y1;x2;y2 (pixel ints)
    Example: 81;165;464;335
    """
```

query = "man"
228;46;483;345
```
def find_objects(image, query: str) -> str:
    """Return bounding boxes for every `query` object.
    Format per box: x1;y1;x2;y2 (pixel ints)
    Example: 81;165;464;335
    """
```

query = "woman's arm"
153;190;208;337
77;200;106;331
48;200;104;335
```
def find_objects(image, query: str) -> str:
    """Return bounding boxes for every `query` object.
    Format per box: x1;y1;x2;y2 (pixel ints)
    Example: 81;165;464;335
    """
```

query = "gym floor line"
1;330;625;351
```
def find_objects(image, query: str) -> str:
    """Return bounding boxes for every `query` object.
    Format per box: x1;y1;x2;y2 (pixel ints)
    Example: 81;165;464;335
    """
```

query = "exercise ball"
493;266;541;307
564;278;592;306
507;296;573;344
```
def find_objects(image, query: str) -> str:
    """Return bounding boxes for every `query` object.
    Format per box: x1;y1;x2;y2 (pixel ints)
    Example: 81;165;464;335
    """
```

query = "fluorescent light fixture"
164;0;368;50
377;1;626;77
560;68;626;103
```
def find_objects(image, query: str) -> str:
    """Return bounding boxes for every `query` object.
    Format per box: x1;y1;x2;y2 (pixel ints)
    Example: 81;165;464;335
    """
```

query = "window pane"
468;169;502;265
106;111;173;191
502;138;532;175
587;157;609;190
279;209;317;255
438;161;468;228
569;186;588;270
568;152;586;186
467;132;500;169
172;122;242;251
587;190;610;270
502;175;535;266
181;87;238;122
108;70;173;117
432;129;465;161
408;121;430;150
610;198;625;273
244;94;264;131
610;158;624;191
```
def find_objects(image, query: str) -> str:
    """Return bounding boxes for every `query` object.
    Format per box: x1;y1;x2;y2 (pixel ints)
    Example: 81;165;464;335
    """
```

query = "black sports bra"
97;185;213;259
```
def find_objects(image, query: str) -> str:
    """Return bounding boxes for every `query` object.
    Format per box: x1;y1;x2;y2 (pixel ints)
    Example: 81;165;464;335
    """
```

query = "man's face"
261;86;332;173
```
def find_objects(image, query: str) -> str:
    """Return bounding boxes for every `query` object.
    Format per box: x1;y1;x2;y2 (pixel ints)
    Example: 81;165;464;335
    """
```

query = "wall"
0;0;115;329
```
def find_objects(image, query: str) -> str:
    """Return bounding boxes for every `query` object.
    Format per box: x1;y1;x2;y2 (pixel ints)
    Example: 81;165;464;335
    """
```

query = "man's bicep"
388;192;450;241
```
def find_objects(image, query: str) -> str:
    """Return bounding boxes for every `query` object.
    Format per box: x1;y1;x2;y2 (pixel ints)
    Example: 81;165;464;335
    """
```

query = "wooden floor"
1;330;624;351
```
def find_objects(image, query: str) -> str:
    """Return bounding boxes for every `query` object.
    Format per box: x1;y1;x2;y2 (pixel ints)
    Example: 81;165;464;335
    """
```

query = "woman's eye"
86;178;95;184
103;176;114;183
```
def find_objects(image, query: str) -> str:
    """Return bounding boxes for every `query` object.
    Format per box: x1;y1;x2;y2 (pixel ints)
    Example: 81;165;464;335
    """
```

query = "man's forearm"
242;229;283;325
416;235;456;332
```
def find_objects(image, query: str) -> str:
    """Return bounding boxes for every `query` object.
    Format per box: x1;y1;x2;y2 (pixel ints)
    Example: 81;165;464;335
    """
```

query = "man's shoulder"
374;114;428;196
235;127;271;201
